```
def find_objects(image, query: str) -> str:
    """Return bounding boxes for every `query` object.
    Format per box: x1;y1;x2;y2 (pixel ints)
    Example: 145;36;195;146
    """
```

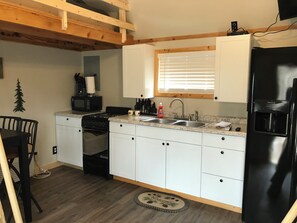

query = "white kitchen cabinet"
136;137;166;188
123;44;154;98
201;133;246;207
166;141;201;197
136;125;202;195
214;34;252;103
109;122;136;180
56;116;83;167
201;173;243;207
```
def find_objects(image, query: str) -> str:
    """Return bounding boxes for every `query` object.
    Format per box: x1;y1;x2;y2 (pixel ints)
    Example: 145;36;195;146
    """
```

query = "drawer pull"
162;142;165;146
220;151;224;154
132;137;134;140
120;124;123;127
79;130;81;132
221;137;225;141
166;143;169;146
66;118;69;121
220;179;223;183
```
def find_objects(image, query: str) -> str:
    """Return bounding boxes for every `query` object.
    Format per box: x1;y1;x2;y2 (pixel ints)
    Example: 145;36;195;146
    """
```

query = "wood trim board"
154;46;216;99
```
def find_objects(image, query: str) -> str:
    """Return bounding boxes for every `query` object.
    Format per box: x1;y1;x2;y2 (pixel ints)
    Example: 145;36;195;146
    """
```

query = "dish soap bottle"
157;102;164;118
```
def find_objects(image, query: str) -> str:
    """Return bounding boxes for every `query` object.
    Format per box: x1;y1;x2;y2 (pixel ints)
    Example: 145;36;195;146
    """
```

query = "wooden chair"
7;119;42;215
0;116;21;132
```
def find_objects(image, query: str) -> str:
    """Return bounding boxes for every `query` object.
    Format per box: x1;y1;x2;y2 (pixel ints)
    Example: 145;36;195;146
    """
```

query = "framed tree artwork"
0;58;3;79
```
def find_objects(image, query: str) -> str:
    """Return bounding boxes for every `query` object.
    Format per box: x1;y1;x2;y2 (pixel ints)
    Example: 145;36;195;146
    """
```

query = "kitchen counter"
109;115;247;137
55;110;102;118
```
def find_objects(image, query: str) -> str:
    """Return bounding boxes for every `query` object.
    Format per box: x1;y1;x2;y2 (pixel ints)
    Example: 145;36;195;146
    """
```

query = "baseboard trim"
113;176;242;214
41;161;62;170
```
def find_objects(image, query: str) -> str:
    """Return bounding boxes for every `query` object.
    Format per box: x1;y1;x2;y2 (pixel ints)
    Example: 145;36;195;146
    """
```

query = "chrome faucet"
169;98;185;118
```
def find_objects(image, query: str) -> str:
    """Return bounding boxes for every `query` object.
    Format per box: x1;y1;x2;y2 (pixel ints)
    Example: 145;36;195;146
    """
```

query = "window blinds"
158;50;215;94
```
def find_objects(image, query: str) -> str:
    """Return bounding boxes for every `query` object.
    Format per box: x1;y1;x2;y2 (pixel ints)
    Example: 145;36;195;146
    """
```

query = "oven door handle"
83;129;107;136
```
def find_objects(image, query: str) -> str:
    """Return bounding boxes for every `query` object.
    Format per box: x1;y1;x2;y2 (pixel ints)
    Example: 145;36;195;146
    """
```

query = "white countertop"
109;115;247;137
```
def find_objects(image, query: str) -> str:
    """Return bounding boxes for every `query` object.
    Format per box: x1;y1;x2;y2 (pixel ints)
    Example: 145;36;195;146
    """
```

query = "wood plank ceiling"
0;0;135;51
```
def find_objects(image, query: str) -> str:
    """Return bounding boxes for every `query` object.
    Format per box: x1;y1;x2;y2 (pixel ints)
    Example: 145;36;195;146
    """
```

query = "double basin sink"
141;117;205;128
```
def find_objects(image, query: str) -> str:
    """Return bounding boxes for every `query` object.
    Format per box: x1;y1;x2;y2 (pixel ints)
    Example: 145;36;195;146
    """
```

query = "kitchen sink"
142;118;205;127
142;118;177;124
172;120;205;127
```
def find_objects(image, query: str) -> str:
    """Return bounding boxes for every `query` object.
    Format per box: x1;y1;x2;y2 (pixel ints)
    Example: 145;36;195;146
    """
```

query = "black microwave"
71;96;102;112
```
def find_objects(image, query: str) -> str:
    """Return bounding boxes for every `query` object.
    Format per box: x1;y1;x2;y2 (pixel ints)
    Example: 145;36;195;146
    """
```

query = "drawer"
203;133;245;151
202;146;245;180
110;122;135;135
56;116;81;127
136;125;202;145
201;173;243;207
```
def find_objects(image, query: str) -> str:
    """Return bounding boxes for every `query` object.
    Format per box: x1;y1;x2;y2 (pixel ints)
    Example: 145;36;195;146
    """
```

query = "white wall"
0;41;81;167
82;49;135;109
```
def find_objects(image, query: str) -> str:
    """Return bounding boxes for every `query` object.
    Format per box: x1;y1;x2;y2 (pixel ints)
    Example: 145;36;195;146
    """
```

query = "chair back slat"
20;119;38;163
0;116;21;132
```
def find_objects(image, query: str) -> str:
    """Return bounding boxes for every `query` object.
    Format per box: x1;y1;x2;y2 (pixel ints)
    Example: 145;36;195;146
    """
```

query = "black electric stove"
82;106;130;179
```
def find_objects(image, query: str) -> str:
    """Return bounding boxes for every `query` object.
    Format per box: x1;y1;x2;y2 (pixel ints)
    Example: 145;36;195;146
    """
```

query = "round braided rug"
134;191;189;213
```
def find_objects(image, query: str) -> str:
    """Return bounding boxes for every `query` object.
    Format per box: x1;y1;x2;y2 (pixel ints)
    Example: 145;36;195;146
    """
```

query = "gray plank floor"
3;166;242;223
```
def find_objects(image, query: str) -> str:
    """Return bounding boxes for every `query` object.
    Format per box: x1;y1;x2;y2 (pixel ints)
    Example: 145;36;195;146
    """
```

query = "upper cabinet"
123;44;155;98
214;34;253;103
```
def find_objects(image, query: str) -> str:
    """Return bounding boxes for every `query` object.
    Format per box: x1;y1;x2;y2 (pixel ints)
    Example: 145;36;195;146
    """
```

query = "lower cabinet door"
201;173;243;207
56;125;83;167
110;132;136;180
166;141;201;197
136;137;166;188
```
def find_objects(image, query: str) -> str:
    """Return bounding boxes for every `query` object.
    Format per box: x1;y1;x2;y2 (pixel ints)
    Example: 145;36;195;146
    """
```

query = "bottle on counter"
157;102;164;118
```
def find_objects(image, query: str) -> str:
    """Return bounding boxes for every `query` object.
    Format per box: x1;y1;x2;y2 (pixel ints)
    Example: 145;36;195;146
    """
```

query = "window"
155;47;215;99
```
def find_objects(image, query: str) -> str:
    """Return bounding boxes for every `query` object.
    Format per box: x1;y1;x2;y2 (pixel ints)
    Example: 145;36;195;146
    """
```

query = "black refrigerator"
242;47;297;223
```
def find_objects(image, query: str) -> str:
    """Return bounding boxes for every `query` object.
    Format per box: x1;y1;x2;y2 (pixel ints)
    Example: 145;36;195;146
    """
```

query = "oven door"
83;129;108;155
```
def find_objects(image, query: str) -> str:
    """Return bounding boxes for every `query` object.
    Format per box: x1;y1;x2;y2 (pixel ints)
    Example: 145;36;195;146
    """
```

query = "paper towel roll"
85;76;96;94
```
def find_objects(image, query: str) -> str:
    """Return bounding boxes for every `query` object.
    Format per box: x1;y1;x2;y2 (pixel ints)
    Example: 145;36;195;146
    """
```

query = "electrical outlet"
52;146;57;154
231;21;238;32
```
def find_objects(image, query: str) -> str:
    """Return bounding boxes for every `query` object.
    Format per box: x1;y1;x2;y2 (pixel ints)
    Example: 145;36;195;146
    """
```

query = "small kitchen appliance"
71;95;102;112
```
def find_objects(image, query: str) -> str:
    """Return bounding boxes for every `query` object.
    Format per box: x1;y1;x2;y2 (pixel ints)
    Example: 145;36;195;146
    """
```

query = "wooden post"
282;200;297;223
0;135;23;223
59;0;68;31
119;9;127;43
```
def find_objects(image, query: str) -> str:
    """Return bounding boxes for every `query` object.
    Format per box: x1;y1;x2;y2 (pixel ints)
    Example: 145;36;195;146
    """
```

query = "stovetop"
82;106;130;130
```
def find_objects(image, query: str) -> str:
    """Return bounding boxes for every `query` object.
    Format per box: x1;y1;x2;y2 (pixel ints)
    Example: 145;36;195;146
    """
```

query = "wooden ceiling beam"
0;31;93;51
0;21;120;51
0;1;134;46
32;0;135;31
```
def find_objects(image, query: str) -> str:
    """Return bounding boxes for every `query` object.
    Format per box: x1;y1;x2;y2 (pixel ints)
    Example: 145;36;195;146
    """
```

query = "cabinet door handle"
166;143;169;146
220;151;224;155
221;137;225;141
162;142;165;146
120;124;123;127
140;94;143;97
66;118;69;121
132;137;134;140
79;130;81;132
214;96;218;100
220;179;223;183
